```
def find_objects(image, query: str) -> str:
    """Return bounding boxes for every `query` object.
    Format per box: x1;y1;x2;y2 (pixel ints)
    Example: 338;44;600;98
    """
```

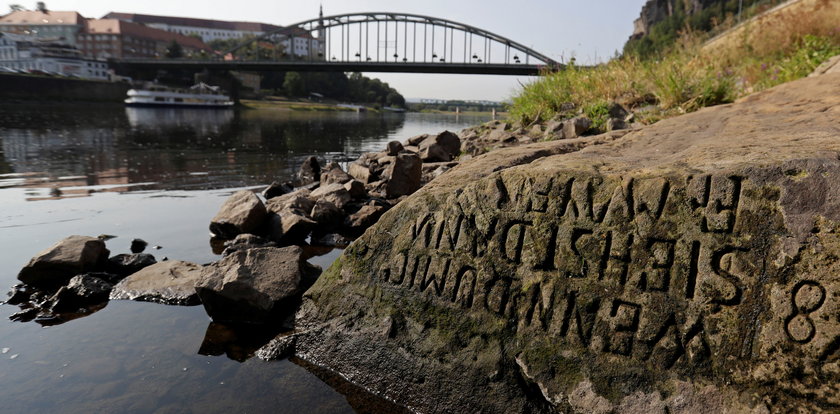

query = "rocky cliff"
293;70;840;413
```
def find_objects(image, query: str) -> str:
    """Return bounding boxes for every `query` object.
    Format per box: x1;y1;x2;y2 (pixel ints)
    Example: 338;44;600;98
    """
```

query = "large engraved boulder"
295;73;840;413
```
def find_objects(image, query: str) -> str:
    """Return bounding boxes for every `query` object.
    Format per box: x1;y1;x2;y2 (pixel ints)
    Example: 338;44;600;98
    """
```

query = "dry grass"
510;0;840;125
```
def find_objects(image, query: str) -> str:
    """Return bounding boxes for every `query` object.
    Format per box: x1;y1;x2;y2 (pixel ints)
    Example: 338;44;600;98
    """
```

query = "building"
104;11;322;59
103;12;282;43
0;9;85;45
79;19;212;59
0;32;109;79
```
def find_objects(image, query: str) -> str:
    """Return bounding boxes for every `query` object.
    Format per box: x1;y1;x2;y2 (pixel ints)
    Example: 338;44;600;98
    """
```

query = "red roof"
84;19;212;51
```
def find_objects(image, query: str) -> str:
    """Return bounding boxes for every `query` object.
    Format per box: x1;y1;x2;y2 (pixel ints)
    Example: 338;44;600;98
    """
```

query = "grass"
509;0;840;126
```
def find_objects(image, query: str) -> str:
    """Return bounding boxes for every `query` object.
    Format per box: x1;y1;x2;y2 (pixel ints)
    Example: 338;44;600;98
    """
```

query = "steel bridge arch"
224;12;560;69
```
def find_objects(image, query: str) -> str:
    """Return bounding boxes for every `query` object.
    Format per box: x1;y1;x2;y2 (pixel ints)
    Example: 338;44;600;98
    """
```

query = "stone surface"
310;199;344;230
344;179;367;199
262;181;294;200
105;253;157;277
265;189;314;215
209;191;268;240
109;260;203;305
310;183;351;208
49;274;113;313
345;203;387;232
268;209;317;245
386;140;404;156
196;247;321;324
348;161;374;183
298;156;321;185
563;115;592;138
295;73;840;413
320;164;354;186
384;153;422;199
130;238;148;254
222;234;276;256
18;235;110;289
418;131;461;162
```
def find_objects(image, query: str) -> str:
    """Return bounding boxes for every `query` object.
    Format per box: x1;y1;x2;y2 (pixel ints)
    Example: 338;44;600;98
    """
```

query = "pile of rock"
209;130;463;249
458;101;637;158
6;235;159;324
6;235;322;328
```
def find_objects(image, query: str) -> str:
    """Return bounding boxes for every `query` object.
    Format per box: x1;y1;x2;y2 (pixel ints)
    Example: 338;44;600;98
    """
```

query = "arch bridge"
113;12;562;76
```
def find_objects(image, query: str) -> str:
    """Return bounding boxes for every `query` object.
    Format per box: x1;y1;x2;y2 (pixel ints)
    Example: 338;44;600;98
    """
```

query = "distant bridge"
112;12;561;76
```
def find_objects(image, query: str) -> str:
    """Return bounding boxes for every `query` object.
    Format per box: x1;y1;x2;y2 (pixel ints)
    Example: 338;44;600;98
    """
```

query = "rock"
294;74;840;413
310;183;351;209
384;153;422;199
265;189;314;215
18;235;110;289
310;199;344;229
130;238;148;254
209;191;267;240
297;156;321;185
268;209;317;245
608;102;629;119
345;203;386;232
606;117;628;131
195;247;321;324
256;333;297;361
105;253;157;277
49;274;112;313
109;260;203;305
344;180;367;199
222;234;276;256
386;141;404;156
348;161;375;183
310;232;354;247
405;134;429;146
563;115;592;138
261;181;294;200
418;131;461;162
9;308;39;322
320;164;353;186
5;285;32;305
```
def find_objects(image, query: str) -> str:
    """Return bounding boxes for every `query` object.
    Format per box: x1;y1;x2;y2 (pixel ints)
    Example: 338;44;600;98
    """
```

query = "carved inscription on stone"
366;172;785;371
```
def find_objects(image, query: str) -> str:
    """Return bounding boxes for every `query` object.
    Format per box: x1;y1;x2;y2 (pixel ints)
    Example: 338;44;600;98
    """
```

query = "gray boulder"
345;203;387;231
18;235;110;289
49;274;113;313
563;115;592;138
320;164;353;186
384;152;422;198
310;183;352;208
297;156;321;185
344;179;367;199
109;260;203;305
209;191;267;239
348;161;375;184
105;253;157;277
418;131;461;162
265;189;314;215
386;140;404;156
195;246;322;324
310;199;345;229
261;181;294;200
268;209;317;244
222;234;276;257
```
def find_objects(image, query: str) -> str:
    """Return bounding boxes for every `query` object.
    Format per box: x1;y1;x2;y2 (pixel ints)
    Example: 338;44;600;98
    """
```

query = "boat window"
154;97;165;102
174;98;183;102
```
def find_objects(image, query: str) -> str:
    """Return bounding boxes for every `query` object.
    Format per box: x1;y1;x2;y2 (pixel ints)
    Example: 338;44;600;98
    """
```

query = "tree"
165;40;183;58
283;72;306;97
8;4;25;12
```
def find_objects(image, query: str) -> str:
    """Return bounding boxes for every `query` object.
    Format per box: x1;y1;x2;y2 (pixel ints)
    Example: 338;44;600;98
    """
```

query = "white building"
0;32;109;80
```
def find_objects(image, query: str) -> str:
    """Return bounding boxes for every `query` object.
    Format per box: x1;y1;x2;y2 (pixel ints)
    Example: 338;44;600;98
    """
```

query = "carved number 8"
785;281;827;344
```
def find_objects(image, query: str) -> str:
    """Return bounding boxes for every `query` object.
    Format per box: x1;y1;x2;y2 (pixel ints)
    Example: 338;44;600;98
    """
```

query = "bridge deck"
111;59;550;76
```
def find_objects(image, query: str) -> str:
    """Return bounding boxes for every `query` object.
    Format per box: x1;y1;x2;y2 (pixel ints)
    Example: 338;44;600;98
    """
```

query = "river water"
0;104;489;413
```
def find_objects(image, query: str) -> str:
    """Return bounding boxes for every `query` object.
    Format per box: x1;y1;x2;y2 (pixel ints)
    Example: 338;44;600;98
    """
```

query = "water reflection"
0;105;420;199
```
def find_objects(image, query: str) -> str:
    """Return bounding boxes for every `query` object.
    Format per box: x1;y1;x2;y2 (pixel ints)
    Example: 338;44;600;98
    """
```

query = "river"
0;103;489;413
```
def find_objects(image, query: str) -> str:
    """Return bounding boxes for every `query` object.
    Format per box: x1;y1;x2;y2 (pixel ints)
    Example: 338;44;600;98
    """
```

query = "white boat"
125;82;234;108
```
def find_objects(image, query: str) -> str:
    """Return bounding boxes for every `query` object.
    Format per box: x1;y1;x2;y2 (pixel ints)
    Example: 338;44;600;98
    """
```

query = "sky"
28;0;649;101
